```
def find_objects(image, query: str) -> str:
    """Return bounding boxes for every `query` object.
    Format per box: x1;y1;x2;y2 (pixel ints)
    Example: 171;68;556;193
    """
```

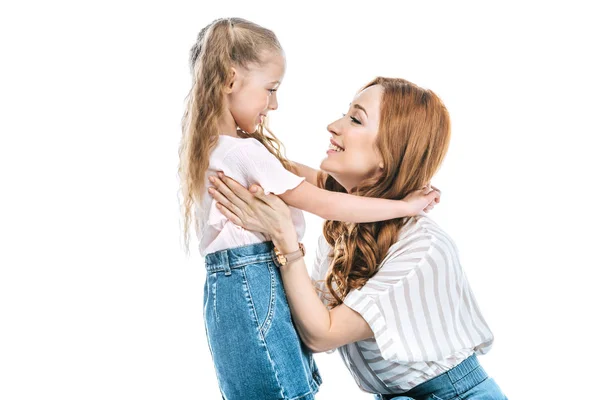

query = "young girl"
178;18;440;400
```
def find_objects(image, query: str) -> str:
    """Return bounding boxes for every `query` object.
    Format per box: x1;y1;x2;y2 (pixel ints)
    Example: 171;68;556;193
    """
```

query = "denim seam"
229;252;274;268
289;391;317;400
288;378;320;400
234;255;274;268
240;266;287;399
212;275;218;323
206;254;274;273
241;266;263;337
259;262;277;336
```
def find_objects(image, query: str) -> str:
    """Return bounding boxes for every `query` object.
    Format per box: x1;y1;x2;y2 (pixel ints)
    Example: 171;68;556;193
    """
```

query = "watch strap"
273;242;305;267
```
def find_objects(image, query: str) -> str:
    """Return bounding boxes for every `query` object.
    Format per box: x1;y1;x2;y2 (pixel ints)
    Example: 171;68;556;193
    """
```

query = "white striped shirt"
311;215;494;393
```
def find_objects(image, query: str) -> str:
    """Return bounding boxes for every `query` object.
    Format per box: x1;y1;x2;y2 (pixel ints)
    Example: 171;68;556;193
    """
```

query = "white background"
1;1;599;399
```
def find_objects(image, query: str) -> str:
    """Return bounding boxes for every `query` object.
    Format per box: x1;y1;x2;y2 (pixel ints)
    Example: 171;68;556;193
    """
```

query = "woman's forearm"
281;260;333;351
272;233;334;352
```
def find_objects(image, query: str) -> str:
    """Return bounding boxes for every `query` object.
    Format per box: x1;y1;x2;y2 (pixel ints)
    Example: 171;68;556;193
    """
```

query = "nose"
327;118;341;136
268;92;278;111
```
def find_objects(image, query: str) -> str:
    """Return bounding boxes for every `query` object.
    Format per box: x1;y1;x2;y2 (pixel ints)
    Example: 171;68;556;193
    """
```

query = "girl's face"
320;84;385;192
227;51;285;134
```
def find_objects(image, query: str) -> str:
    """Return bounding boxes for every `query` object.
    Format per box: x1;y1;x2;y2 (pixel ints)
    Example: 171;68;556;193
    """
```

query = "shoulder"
218;137;279;173
383;215;459;266
220;136;268;158
222;137;287;172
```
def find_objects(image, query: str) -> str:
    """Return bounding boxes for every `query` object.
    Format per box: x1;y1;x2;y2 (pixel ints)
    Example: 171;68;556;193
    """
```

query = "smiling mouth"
328;143;344;152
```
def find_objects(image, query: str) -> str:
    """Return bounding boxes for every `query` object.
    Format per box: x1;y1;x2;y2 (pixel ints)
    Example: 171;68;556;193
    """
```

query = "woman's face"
320;84;384;191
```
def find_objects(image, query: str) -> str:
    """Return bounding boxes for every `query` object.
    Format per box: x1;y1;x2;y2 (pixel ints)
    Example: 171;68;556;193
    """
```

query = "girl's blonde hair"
179;18;294;253
317;77;452;307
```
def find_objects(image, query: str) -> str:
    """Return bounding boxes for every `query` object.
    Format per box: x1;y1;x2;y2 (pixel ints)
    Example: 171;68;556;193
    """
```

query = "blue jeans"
204;241;322;400
374;354;506;400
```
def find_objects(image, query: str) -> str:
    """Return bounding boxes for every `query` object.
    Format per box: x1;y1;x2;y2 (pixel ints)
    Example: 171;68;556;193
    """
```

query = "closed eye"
342;113;362;125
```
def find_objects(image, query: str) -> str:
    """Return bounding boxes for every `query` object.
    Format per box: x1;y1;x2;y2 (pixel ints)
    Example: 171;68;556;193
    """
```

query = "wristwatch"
273;242;305;267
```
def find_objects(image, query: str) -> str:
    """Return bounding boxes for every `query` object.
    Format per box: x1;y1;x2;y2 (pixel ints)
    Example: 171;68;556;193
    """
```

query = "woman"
208;77;506;399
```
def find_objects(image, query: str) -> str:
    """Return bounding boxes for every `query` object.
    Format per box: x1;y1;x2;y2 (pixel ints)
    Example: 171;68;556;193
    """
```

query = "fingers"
208;185;243;218
424;186;440;213
209;174;250;210
247;184;280;207
426;187;441;203
424;183;441;195
423;202;435;213
214;202;245;229
215;172;255;204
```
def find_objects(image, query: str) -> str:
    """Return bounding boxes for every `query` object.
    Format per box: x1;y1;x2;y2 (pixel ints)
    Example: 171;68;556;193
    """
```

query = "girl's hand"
207;172;295;240
403;184;442;215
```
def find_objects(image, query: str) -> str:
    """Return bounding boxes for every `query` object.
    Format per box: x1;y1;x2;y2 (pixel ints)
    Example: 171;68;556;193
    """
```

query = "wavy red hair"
317;77;451;307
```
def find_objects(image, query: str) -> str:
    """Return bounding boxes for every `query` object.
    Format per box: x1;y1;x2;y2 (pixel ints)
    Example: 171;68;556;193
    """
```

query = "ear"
224;67;238;94
378;161;384;169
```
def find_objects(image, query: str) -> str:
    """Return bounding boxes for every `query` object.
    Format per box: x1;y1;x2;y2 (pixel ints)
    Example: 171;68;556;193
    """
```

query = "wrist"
272;233;299;254
272;226;297;250
397;200;409;215
273;242;305;268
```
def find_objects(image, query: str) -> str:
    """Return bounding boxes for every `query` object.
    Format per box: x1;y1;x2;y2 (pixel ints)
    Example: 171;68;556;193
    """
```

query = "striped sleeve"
343;230;489;363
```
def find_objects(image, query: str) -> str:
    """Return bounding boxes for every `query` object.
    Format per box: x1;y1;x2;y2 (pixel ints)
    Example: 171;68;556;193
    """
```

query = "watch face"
276;254;287;265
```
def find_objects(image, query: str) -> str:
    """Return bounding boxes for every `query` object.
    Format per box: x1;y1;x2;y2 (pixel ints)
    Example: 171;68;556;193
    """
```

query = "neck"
217;112;239;138
329;164;386;193
326;171;356;193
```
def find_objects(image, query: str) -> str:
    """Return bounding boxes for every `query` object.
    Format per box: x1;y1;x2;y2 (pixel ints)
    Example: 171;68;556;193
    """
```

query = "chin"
319;161;338;176
244;124;260;134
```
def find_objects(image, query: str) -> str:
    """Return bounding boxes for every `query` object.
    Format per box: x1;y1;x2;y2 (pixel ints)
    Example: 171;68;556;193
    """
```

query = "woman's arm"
271;241;374;352
207;174;374;351
270;224;374;352
279;180;439;222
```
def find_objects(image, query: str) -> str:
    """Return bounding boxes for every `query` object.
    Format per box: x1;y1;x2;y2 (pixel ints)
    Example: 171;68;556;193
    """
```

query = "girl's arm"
291;161;328;187
279;180;438;223
290;161;326;187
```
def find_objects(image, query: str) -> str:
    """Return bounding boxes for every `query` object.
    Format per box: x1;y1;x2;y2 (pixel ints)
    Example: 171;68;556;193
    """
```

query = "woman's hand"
207;172;296;241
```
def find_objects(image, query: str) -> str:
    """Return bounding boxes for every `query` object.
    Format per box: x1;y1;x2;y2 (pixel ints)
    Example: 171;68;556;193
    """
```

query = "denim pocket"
243;261;277;337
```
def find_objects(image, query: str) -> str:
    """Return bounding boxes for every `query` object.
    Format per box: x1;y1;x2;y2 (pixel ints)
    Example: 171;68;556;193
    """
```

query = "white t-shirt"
311;215;494;393
195;135;306;257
